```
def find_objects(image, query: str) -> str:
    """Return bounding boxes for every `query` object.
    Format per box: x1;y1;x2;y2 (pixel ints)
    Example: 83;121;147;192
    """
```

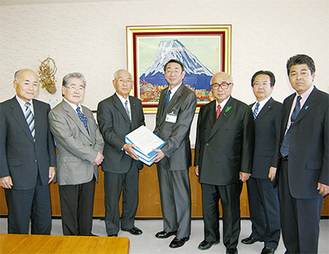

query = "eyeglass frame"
211;82;232;90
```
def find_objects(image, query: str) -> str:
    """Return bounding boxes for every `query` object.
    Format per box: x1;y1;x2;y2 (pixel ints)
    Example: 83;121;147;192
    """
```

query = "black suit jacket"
251;98;282;179
0;97;56;189
195;97;255;185
97;94;145;173
278;87;329;198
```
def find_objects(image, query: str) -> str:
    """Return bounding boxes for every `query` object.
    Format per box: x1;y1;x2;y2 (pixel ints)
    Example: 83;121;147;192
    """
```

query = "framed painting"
126;25;232;113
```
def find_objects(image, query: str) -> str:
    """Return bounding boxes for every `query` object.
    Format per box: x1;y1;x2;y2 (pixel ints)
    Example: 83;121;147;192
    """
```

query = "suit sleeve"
271;104;283;168
48;110;98;163
0;105;9;178
46;104;56;167
194;106;204;166
161;92;197;157
240;106;255;173
97;100;125;152
319;105;329;185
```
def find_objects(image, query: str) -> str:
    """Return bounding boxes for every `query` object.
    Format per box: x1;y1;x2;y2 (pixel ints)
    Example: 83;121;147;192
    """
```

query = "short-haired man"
241;70;282;254
0;69;56;234
195;72;254;254
97;69;145;237
278;54;329;253
153;59;197;248
49;72;104;235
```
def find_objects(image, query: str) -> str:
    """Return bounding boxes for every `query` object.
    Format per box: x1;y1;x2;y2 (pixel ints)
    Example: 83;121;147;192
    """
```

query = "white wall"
1;0;328;143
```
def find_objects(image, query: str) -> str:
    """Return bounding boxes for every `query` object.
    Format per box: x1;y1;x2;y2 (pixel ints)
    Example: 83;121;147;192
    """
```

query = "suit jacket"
279;87;329;199
97;94;145;173
195;97;255;186
251;98;282;179
0;97;56;189
48;100;104;185
154;84;197;170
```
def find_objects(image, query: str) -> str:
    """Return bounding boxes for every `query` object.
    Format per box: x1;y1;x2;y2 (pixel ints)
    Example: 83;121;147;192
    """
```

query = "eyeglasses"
116;78;133;84
253;82;271;87
67;85;85;91
211;82;232;90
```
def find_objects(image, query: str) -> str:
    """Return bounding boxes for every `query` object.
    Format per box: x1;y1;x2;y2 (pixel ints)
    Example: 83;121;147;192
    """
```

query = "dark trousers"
247;177;280;249
59;177;95;236
104;166;139;236
5;174;51;234
279;160;323;254
201;181;242;250
157;166;191;239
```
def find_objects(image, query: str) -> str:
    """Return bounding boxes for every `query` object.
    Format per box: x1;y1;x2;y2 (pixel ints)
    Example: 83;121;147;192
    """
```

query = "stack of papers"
125;126;166;166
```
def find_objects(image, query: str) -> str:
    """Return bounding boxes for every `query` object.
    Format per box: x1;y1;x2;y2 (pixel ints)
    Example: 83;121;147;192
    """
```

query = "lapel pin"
305;106;309;110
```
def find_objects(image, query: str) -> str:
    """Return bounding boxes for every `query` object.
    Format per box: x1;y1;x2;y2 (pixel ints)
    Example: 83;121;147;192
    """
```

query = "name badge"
166;113;177;123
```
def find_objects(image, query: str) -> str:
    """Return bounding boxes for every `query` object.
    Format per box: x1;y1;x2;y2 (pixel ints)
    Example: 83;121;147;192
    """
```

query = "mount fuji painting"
139;39;214;103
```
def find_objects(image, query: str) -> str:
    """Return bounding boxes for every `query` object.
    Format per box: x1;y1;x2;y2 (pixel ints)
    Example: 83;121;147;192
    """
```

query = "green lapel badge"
225;106;232;113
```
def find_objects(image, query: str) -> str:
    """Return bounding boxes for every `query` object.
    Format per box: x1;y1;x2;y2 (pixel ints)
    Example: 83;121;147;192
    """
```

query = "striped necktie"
124;99;131;121
25;102;35;140
253;102;260;120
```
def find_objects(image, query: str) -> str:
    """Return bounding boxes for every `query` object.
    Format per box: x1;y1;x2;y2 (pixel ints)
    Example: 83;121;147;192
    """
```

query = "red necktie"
216;105;221;119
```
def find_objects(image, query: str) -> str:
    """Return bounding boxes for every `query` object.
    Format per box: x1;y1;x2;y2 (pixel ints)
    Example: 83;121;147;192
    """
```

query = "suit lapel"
208;97;234;141
255;98;274;122
293;88;318;124
33;99;42;141
62;101;91;141
83;106;95;141
10;97;34;143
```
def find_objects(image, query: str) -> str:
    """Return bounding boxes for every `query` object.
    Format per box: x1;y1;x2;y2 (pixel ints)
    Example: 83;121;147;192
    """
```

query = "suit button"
34;159;37;163
206;143;209;146
217;160;220;163
90;144;92;146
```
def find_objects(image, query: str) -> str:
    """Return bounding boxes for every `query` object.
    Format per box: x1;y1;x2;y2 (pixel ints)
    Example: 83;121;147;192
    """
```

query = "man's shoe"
241;236;262;244
198;240;220;250
226;248;238;254
261;247;275;254
169;236;190;248
122;226;143;235
155;230;177;238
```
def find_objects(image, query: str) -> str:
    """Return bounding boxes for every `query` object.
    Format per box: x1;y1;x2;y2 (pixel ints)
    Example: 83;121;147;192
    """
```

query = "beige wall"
1;0;328;141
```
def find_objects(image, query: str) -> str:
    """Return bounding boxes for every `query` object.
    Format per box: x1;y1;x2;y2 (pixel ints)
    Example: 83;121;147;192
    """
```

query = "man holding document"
97;69;145;237
153;59;197;248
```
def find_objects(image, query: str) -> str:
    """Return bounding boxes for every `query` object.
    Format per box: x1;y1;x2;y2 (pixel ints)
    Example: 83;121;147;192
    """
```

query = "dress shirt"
64;98;83;115
216;96;230;114
252;96;272;114
16;95;34;117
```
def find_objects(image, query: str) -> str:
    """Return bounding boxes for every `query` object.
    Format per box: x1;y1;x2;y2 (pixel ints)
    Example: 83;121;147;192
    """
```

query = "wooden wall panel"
1;150;328;218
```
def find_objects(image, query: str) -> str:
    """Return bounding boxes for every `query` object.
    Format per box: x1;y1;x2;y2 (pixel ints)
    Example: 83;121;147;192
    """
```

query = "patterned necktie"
76;106;89;133
162;90;171;114
216;104;221;119
280;95;302;157
253;102;260;120
25;102;35;140
125;99;131;121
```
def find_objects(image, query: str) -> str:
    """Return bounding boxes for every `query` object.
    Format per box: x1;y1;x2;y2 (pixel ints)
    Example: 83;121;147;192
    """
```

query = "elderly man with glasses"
195;72;255;254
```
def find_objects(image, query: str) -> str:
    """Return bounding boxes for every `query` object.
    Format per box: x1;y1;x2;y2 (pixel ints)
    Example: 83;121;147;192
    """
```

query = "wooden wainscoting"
0;150;328;218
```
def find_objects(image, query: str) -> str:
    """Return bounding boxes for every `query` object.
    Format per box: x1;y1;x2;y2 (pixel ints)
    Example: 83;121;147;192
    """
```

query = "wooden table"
0;234;129;254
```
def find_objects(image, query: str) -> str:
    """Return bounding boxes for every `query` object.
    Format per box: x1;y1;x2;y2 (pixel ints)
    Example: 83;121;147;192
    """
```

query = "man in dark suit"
153;59;197;248
195;72;254;254
278;54;329;254
0;69;56;234
241;70;282;254
49;72;104;236
97;69;145;237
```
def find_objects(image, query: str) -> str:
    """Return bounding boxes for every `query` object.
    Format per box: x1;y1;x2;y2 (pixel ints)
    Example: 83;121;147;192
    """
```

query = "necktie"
162;90;171;114
216;104;221;119
124;99;131;121
25;102;35;140
253;102;260;120
280;95;302;157
76;106;89;133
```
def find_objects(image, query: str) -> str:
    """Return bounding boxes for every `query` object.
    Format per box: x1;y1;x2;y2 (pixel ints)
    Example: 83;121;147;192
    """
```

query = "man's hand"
195;165;199;176
0;176;13;189
268;166;277;181
123;143;139;161
239;172;251;182
152;149;165;163
48;167;56;183
317;182;329;196
93;151;105;165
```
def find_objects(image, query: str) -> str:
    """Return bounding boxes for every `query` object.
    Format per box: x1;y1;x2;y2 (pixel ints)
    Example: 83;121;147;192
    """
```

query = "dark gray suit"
154;84;197;239
247;98;282;249
97;94;145;235
0;97;56;234
278;87;329;253
195;97;254;250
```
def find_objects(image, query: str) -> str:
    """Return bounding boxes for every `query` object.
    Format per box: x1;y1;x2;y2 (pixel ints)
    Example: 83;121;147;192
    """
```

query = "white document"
125;126;166;156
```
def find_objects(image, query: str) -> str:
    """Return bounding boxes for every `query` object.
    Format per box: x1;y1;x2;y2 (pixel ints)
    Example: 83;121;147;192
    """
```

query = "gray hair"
14;69;37;81
211;72;234;84
62;72;86;87
113;69;132;80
